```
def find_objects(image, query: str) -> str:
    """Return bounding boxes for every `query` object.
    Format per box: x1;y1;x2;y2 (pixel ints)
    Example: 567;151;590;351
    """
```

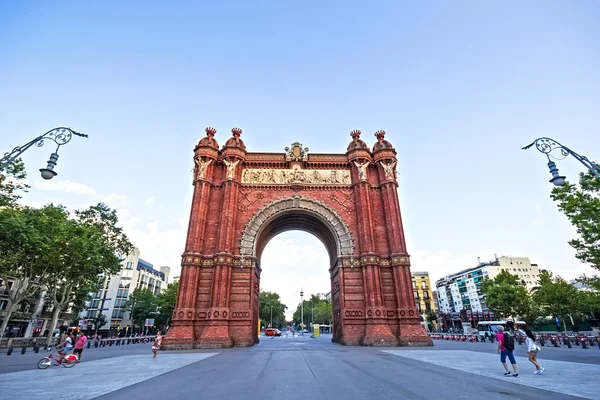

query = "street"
1;334;599;399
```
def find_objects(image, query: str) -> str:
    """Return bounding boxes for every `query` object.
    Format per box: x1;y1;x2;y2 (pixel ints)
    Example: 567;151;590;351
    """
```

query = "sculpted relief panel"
241;168;351;185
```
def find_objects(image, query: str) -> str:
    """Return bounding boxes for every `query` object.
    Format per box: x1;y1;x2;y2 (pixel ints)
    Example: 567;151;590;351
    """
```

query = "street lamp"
522;137;600;186
0;127;88;179
270;306;273;328
300;288;304;336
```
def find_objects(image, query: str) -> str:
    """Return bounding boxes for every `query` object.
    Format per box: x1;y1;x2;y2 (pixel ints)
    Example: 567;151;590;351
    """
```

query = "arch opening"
255;210;340;269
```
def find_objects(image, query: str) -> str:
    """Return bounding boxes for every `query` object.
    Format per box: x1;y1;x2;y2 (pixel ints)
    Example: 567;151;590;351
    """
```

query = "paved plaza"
1;334;599;399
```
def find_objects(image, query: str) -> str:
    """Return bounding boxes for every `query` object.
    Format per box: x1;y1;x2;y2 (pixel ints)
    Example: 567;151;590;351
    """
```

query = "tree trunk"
45;305;62;348
0;301;16;339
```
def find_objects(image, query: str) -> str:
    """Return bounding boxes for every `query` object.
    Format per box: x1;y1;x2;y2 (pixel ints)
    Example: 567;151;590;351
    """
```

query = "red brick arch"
163;128;432;348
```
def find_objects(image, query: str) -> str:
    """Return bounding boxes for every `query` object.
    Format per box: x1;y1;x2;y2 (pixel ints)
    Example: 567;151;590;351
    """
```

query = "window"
412;281;416;289
112;309;125;318
114;299;127;308
421;281;427;289
423;291;430;299
125;261;133;269
413;291;419;299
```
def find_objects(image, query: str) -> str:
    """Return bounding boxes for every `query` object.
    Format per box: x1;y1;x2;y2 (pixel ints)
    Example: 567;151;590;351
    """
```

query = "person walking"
152;332;162;358
497;325;518;377
74;332;88;363
525;329;544;374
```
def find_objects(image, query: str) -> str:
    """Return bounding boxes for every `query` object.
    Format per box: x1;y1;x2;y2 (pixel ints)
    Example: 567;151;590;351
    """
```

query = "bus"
476;321;528;338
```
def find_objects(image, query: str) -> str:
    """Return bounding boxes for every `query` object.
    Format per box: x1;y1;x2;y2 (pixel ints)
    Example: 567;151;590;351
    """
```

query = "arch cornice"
239;194;354;259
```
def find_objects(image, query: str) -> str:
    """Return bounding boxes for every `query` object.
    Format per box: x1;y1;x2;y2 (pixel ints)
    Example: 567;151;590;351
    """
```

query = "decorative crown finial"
374;130;386;142
231;127;242;136
350;130;361;139
205;127;216;136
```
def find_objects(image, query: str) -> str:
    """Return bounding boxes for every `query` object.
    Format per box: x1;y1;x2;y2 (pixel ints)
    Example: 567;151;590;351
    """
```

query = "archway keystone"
163;128;432;349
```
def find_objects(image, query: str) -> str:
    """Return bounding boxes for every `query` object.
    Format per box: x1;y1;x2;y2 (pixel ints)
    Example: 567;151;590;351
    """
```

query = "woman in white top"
525;329;544;374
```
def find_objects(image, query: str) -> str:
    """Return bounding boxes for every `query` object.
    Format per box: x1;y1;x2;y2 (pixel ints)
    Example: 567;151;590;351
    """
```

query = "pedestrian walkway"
383;350;599;399
0;352;218;399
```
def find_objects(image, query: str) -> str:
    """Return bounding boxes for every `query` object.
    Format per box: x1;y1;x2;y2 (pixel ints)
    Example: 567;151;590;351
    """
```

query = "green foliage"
532;270;585;322
0;158;30;208
0;205;67;336
126;289;158;328
259;291;287;328
480;270;533;320
93;313;108;333
292;295;332;326
551;170;600;272
157;281;178;322
425;311;438;324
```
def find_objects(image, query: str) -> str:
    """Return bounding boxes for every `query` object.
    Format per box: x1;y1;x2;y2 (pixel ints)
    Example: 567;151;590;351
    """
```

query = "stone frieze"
241;168;351;185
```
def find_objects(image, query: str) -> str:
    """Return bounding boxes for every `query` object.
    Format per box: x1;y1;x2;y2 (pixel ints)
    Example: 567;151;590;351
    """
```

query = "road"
1;333;598;399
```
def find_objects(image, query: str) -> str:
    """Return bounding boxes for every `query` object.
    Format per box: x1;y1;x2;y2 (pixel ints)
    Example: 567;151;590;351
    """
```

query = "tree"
551;170;600;279
43;202;133;346
126;289;158;332
292;295;332;327
0;205;64;337
157;281;178;327
0;158;29;208
93;313;108;334
532;270;585;332
480;270;534;321
259;291;287;329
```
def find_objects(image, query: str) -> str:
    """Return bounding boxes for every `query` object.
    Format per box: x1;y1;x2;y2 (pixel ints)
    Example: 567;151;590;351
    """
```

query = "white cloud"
32;179;96;195
144;196;156;206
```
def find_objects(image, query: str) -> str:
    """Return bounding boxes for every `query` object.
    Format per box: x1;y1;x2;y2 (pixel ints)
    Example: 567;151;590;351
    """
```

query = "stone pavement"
0;353;217;399
1;334;597;400
384;349;600;400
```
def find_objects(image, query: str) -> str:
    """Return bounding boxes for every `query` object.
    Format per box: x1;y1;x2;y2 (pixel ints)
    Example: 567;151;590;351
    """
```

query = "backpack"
503;332;515;351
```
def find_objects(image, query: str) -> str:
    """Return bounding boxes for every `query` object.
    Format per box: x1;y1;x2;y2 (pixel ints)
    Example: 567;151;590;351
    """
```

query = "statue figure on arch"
353;160;370;181
380;160;397;181
223;158;240;180
194;157;213;180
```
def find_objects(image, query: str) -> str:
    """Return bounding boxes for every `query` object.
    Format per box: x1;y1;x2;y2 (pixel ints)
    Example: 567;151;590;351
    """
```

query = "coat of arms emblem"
285;142;309;161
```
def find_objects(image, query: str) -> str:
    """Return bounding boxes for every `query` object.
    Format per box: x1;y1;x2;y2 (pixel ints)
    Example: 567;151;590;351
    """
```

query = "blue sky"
1;1;599;317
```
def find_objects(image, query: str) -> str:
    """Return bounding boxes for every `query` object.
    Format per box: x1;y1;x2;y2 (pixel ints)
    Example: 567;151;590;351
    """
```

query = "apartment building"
80;248;170;333
436;255;540;313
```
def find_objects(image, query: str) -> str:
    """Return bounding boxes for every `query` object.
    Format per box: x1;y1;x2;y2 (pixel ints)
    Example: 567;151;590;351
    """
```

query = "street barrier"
428;333;600;351
1;335;157;355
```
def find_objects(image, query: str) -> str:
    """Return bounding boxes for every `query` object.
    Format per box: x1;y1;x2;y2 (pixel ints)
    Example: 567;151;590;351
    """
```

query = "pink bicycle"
37;353;78;369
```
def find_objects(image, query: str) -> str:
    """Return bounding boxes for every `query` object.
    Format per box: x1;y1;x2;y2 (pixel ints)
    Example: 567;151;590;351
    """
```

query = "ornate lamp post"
0;127;88;179
522;137;600;186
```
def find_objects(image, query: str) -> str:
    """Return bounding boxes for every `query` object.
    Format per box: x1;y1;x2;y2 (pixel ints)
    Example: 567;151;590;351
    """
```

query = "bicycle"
37;353;78;369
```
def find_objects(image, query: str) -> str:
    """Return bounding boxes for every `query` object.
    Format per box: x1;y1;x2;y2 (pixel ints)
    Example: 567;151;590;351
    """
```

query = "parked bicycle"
37;353;78;369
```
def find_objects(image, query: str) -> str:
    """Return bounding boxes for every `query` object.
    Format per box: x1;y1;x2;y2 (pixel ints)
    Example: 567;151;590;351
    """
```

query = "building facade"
411;272;436;314
80;248;170;333
436;256;540;313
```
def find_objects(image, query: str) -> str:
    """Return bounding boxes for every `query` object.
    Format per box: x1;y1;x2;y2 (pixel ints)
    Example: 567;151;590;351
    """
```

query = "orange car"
265;328;281;337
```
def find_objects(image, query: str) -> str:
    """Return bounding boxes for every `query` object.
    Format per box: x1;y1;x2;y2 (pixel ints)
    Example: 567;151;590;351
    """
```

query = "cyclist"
57;333;74;364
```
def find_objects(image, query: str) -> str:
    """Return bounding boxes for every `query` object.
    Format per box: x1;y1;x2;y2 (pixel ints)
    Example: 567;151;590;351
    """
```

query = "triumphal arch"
163;127;432;348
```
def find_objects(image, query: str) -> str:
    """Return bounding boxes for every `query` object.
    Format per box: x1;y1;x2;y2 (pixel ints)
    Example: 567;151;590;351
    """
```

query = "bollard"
127;339;131;345
7;347;13;355
566;339;572;348
563;338;568;346
21;346;26;355
34;345;39;353
94;341;98;348
540;337;545;347
109;340;113;347
582;340;588;349
87;341;91;349
116;340;120;346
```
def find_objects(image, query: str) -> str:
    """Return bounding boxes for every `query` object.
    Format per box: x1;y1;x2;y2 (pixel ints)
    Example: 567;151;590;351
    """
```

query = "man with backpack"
497;324;518;377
